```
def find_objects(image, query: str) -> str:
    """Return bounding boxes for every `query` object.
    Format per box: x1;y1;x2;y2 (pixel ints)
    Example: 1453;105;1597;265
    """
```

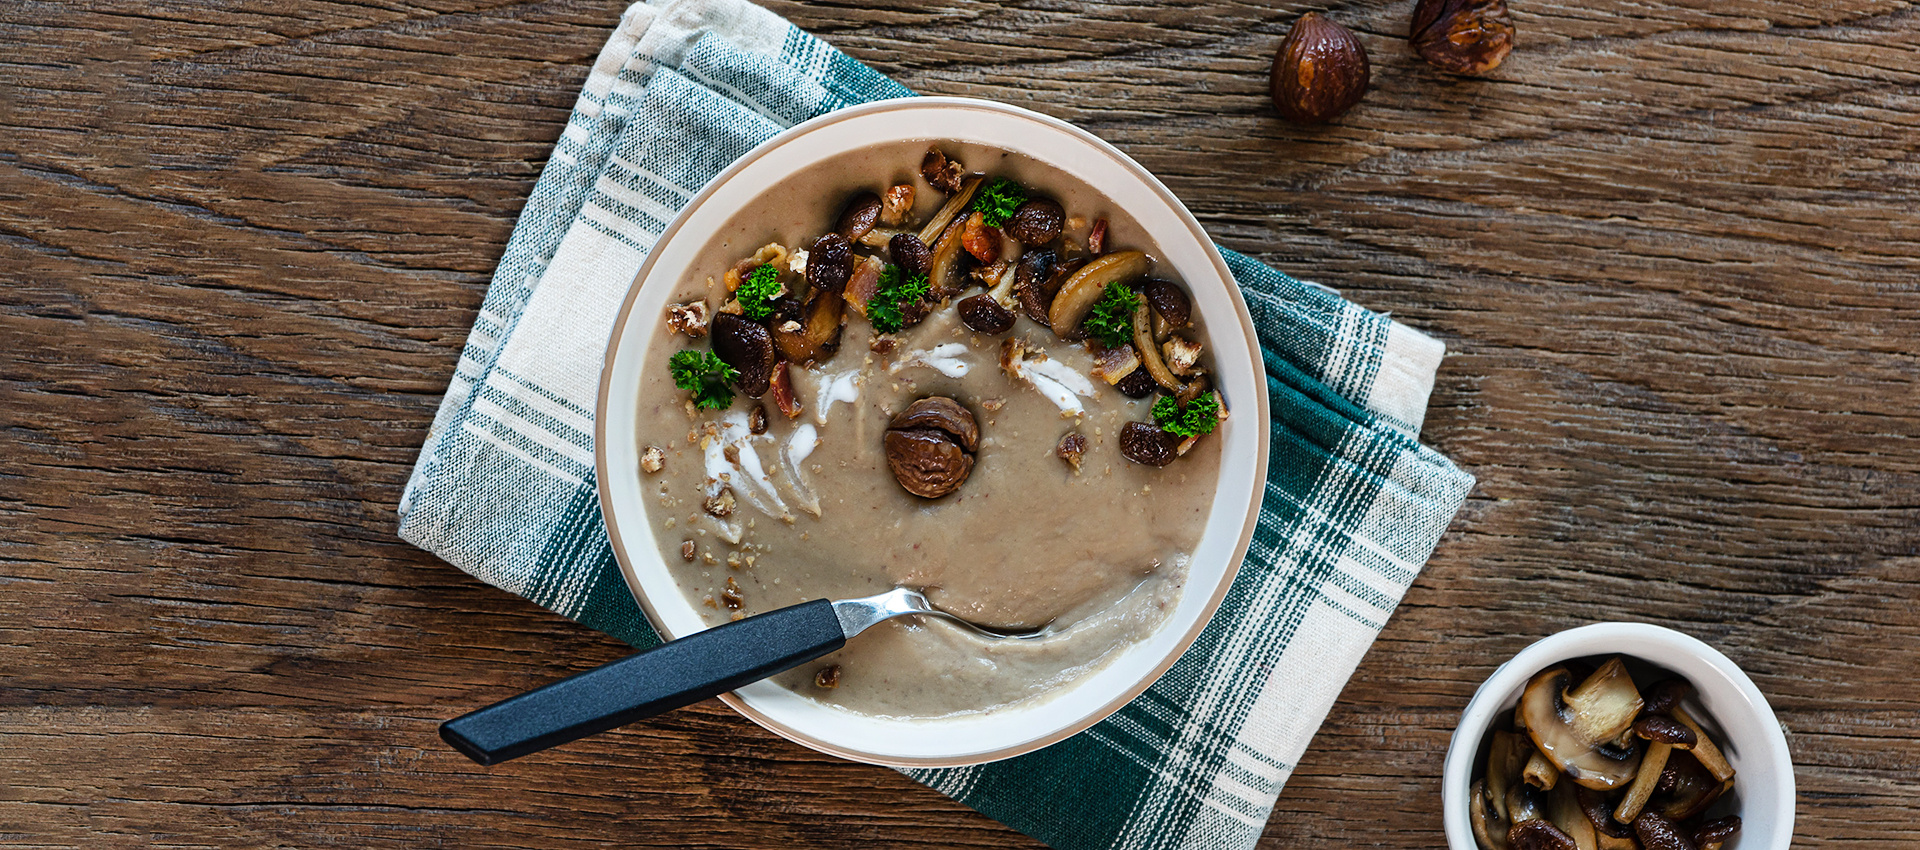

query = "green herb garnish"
1153;391;1220;438
867;264;931;334
669;350;738;410
736;263;781;320
1083;281;1141;348
970;177;1026;227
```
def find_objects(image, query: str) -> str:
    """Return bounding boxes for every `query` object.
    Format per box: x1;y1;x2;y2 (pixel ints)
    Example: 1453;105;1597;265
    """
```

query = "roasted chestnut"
1411;0;1514;76
1270;12;1370;125
1114;368;1160;399
890;232;931;277
1004;197;1065;245
957;294;1016;335
1118;421;1178;467
883;397;979;498
710;312;775;397
808;232;853;296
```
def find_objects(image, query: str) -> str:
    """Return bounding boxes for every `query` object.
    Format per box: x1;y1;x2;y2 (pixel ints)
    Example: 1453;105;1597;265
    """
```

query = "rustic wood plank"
2;0;1916;847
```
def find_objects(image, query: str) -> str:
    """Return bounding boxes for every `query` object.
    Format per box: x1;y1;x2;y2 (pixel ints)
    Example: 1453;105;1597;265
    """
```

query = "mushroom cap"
710;312;775;397
1520;666;1645;790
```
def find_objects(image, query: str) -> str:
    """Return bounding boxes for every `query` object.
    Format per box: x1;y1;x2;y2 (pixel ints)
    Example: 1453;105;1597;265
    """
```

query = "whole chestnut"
1411;0;1514;75
884;397;979;498
1269;12;1370;126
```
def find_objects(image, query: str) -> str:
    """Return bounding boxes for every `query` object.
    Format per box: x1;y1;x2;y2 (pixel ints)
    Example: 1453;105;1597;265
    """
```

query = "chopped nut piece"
1411;0;1514;76
721;576;744;610
640;445;666;474
814;664;842;689
680;540;696;562
748;404;768;435
666;300;710;337
704;489;736;518
1163;336;1204;376
1056;432;1087;470
880;184;915;226
920;146;965;193
870;336;898;355
981;397;1006;412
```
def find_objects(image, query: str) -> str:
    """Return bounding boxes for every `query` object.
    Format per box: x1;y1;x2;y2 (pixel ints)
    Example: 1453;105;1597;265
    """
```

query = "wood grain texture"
2;0;1915;846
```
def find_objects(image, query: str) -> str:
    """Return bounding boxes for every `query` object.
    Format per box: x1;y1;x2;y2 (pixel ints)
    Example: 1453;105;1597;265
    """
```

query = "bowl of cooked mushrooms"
1443;623;1794;850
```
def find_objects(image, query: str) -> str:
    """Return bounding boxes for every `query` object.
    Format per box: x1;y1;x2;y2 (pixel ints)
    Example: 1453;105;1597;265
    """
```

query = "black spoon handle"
440;599;846;765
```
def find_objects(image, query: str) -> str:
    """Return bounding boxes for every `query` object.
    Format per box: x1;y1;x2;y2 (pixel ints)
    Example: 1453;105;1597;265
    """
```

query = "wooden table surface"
4;0;1916;846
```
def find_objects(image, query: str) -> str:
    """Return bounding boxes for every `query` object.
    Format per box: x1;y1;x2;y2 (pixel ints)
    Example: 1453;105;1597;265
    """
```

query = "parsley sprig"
669;350;738;410
1152;391;1220;438
970;178;1026;227
1082;281;1141;348
736;264;781;320
867;264;930;334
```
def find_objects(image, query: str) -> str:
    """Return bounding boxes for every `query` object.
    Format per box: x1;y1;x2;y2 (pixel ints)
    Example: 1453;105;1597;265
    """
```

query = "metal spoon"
439;587;1049;765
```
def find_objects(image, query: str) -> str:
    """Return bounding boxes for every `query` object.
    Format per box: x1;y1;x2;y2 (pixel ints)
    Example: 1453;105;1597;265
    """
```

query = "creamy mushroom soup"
635;141;1227;718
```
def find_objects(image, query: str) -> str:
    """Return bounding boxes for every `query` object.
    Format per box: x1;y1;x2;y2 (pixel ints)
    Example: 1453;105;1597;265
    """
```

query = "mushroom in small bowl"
1443;623;1794;850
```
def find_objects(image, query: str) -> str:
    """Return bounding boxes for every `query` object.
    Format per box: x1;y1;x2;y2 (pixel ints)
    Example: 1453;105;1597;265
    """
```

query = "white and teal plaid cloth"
398;1;1475;846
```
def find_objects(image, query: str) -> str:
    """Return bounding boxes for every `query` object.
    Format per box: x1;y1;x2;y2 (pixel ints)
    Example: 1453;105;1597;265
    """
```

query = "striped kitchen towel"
397;1;1476;847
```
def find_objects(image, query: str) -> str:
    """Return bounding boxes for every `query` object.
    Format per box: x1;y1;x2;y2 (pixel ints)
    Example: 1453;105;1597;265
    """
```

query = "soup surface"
634;141;1225;717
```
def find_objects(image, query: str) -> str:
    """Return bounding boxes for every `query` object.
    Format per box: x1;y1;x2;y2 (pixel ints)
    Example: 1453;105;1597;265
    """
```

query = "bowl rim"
592;95;1271;766
1440;622;1795;850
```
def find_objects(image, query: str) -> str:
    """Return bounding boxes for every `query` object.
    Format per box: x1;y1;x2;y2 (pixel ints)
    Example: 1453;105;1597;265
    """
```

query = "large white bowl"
595;97;1269;767
1442;623;1795;850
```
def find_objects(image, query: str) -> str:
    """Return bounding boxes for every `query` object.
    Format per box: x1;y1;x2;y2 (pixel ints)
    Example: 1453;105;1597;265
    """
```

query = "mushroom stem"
1668;706;1735;782
918;175;984;246
1614;741;1672;824
1547;781;1598;850
1132;301;1181;391
1523;749;1559;791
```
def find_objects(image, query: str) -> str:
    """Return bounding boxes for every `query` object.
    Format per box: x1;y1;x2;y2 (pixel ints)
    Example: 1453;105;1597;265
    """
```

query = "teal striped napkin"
398;1;1475;846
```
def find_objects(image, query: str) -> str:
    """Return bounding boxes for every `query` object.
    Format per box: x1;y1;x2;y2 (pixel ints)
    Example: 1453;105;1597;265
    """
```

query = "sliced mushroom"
771;287;845;367
1546;781;1598;850
1471;778;1514;850
1004;197;1065;245
1047;250;1150;334
918;174;983;245
1520;665;1646;790
926;214;973;299
711;312;775;397
1133;301;1182;391
1487;730;1530;821
1575;787;1634;839
1566;659;1645;746
1650;751;1730;822
834;192;882;242
1506;782;1548;825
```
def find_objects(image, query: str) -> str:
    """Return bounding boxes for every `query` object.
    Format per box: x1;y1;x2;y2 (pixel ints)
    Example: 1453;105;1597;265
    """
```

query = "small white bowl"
1442;623;1794;850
